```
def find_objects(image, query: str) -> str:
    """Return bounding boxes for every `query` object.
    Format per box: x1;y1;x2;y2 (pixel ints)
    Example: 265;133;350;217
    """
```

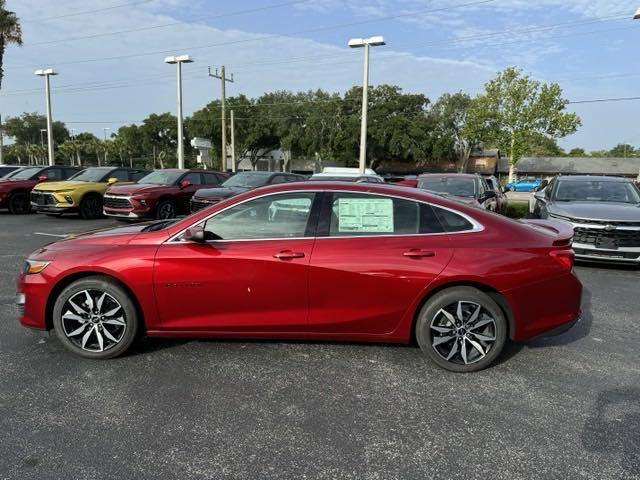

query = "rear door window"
432;206;475;233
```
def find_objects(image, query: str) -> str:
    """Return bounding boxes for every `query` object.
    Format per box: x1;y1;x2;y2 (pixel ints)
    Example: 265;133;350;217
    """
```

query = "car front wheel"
416;287;507;372
53;276;139;359
155;198;176;219
80;194;103;219
8;192;31;214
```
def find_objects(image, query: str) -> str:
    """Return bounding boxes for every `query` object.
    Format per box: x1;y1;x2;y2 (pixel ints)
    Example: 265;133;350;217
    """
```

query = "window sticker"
338;197;394;233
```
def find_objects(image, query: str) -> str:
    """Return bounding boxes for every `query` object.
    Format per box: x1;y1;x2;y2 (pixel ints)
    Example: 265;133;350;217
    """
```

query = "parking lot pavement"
505;191;532;204
1;213;639;480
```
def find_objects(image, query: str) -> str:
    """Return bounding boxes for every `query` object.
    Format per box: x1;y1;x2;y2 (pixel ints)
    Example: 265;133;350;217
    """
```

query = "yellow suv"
31;166;150;219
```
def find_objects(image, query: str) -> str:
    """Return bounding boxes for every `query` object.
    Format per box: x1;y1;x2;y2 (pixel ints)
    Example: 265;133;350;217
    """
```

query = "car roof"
418;173;478;179
556;175;630;183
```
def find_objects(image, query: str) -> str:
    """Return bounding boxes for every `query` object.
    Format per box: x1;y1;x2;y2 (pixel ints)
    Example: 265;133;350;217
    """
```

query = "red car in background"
103;169;229;220
17;182;581;372
0;165;81;214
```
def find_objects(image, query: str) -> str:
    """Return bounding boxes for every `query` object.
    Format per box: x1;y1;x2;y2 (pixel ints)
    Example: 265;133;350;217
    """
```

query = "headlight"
22;259;51;275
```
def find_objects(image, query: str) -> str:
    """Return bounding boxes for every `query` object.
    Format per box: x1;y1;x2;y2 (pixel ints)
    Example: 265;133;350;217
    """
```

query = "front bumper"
16;273;50;331
104;208;149;219
573;243;640;264
32;204;77;214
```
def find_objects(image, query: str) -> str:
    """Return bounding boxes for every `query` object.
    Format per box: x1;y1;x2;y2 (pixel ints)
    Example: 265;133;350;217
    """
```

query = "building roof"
515;157;640;176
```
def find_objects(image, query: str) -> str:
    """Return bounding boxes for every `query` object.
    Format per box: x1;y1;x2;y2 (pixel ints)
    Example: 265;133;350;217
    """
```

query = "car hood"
34;180;102;192
194;186;248;200
44;223;154;251
549;201;640;222
107;183;173;195
0;179;36;191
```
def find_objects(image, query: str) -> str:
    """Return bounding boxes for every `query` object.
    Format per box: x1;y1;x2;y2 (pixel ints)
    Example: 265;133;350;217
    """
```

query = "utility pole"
209;65;234;172
230;109;236;172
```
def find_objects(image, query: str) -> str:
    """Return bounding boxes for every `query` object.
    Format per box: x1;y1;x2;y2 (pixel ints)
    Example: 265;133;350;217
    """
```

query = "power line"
568;96;640;104
8;0;497;69
21;0;154;23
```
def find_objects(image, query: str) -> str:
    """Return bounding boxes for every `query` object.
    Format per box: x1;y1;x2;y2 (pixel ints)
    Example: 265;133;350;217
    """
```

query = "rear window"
432;206;475;232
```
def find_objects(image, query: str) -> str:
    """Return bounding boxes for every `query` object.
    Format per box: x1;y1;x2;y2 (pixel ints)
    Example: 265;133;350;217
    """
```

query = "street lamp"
34;68;58;166
103;127;110;141
164;54;193;169
40;129;46;146
348;36;385;174
634;8;640;180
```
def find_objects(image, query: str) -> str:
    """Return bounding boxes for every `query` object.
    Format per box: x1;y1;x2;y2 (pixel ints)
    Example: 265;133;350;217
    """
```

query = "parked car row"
2;166;508;220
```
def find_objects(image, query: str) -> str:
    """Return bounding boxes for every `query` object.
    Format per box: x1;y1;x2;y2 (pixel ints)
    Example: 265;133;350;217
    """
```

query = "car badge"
604;224;616;232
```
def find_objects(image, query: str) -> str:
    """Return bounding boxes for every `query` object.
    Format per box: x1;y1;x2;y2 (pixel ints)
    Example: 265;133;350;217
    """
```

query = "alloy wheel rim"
430;300;497;365
61;289;127;353
158;203;175;219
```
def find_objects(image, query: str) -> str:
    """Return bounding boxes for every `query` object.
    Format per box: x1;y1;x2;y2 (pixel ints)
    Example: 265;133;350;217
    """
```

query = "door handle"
403;249;436;258
273;251;305;260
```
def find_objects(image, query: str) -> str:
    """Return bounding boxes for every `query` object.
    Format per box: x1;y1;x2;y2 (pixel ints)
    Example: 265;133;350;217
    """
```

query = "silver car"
534;175;640;264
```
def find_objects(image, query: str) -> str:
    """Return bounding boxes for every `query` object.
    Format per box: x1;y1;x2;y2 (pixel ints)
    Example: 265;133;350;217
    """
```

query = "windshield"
418;177;476;197
138;170;183;185
222;173;271;188
69;168;110;182
555;180;640;204
9;167;42;180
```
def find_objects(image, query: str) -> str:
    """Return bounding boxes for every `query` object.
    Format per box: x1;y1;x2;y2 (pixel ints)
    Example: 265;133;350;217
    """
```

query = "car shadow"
581;387;640;475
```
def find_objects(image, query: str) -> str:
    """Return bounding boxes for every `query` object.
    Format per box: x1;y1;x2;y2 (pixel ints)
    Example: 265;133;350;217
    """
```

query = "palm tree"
0;0;23;89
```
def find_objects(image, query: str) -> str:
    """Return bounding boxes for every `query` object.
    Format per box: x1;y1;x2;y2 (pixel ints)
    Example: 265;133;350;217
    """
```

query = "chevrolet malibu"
16;182;582;372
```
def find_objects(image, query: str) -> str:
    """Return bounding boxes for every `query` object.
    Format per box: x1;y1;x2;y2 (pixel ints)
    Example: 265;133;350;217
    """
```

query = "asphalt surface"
1;213;639;480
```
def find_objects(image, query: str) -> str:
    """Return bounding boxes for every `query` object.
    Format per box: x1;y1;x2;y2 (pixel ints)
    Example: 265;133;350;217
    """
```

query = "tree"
0;0;22;89
140;113;180;167
527;134;565;156
466;67;581;181
3;112;69;146
608;143;638;158
432;92;475;171
568;147;587;157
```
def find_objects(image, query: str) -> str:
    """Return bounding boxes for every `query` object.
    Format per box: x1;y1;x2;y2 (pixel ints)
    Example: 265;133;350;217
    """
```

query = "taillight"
550;249;575;271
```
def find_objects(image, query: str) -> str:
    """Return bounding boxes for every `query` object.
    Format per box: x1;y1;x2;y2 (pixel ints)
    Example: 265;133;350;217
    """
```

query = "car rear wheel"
8;192;31;214
416;287;507;372
80;194;103;219
156;199;176;219
53;276;139;359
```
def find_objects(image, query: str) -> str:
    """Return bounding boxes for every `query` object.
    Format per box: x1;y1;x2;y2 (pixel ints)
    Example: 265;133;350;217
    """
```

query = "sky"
1;0;639;152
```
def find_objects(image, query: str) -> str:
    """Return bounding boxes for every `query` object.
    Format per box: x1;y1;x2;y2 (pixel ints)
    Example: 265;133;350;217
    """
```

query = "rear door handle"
403;249;436;258
273;250;306;260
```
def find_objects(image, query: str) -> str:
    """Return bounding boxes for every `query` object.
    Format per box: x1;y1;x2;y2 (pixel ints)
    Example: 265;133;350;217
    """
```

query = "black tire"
155;198;177;220
52;276;139;359
415;287;507;373
8;192;31;214
79;194;103;219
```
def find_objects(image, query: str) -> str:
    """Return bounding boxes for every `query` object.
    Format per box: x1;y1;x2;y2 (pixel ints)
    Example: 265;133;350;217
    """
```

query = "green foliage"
568;147;587;157
3;112;69;145
608;143;638;158
465;67;581;166
0;0;23;89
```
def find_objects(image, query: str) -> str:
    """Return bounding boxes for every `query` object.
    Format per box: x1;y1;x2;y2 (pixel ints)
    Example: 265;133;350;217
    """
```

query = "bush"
504;203;529;219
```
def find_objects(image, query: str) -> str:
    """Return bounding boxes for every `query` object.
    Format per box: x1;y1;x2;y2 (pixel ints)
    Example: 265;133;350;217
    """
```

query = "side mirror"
179;179;192;189
534;190;546;202
107;177;119;185
481;190;496;202
184;225;206;243
37;175;48;182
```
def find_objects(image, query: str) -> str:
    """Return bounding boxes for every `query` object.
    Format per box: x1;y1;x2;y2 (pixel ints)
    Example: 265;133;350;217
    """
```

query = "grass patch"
504;203;529;219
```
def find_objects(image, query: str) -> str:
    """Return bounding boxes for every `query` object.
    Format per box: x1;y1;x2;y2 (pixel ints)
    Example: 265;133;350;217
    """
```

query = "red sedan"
16;182;582;372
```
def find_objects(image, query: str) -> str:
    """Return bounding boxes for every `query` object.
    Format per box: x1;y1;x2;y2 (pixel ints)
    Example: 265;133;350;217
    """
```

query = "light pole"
348;36;385;174
103;127;110;141
35;68;58;166
164;55;193;169
635;8;640;181
40;129;46;146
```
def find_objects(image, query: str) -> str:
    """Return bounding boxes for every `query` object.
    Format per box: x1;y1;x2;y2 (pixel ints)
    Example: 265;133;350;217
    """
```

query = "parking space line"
33;232;68;238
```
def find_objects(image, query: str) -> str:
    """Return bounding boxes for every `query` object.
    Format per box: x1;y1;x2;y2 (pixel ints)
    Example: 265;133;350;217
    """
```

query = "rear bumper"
504;271;583;341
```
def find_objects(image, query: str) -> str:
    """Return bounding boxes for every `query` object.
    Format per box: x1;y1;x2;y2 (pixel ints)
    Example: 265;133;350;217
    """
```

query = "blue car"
505;177;542;192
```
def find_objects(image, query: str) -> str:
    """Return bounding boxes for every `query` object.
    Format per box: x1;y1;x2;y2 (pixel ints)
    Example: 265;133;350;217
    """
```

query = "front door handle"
403;249;436;258
273;250;305;260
